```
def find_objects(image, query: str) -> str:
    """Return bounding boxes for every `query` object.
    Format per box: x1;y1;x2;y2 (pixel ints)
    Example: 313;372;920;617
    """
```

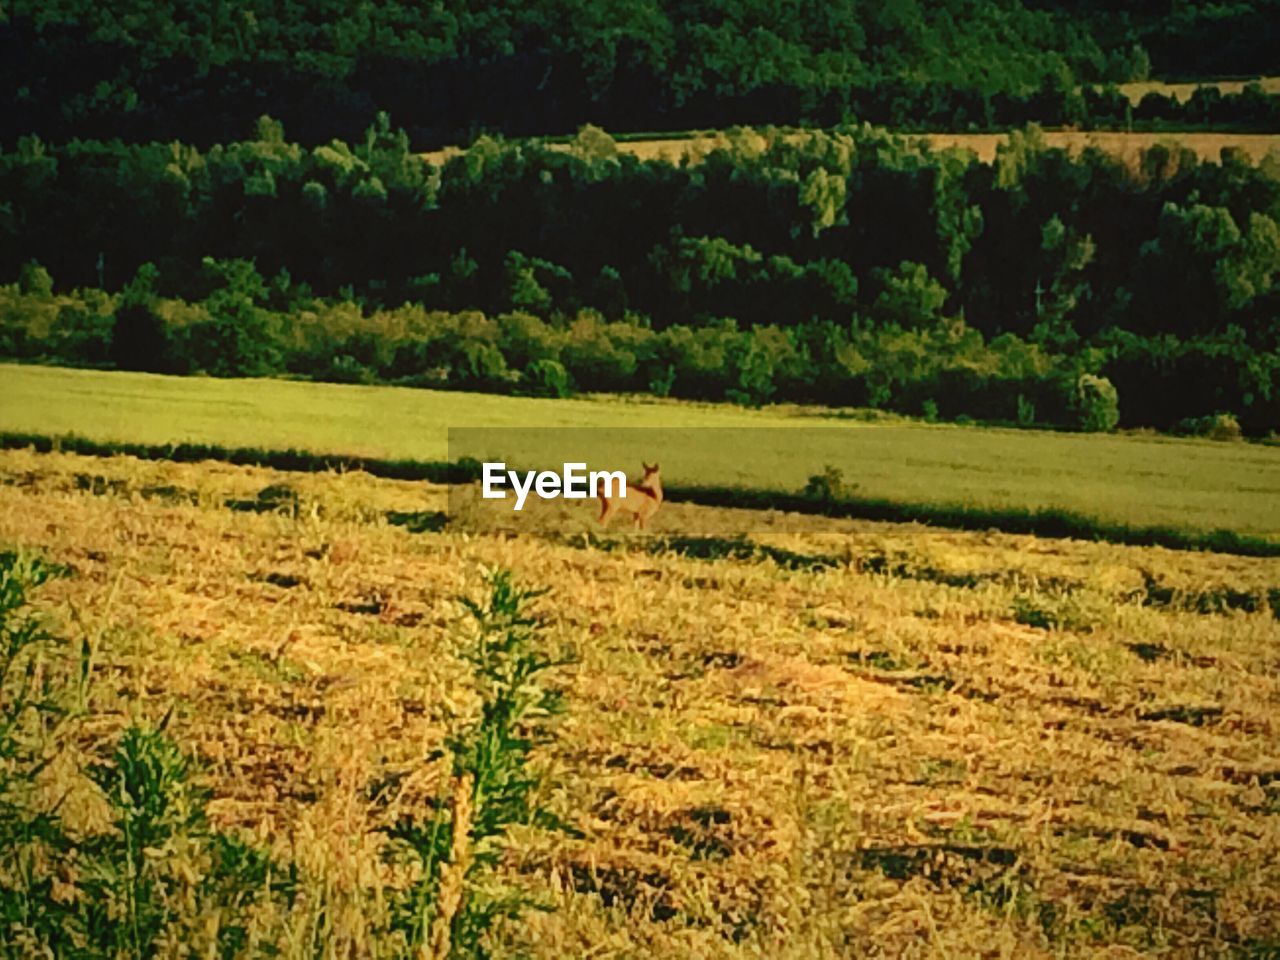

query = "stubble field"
3;445;1278;957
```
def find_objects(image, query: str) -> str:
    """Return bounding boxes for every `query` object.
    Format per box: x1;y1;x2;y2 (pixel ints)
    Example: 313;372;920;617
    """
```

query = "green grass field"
3;363;1278;543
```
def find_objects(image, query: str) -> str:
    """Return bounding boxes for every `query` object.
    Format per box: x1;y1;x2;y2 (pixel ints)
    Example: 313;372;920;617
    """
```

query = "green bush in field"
497;312;561;370
1071;373;1120;432
803;465;852;502
323;353;376;384
51;301;115;366
1178;412;1244;441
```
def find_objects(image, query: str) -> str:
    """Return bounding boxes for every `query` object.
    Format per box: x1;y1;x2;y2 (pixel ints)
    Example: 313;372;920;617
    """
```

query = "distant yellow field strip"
423;129;1280;168
922;130;1280;164
1117;75;1280;104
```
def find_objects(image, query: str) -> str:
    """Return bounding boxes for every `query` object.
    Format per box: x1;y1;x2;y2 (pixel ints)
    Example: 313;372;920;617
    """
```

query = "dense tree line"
1027;0;1280;78
1;120;1276;433
0;273;1122;433
4;0;1278;147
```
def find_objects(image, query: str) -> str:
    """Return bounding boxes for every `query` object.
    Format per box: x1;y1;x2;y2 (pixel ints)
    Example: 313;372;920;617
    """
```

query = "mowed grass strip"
2;363;1278;547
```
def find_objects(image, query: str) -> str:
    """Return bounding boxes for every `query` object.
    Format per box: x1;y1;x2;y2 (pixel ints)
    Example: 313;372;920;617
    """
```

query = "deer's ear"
652;463;659;472
642;461;653;472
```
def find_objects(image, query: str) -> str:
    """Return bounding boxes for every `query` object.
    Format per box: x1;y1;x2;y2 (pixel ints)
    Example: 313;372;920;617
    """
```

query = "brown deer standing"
598;462;663;530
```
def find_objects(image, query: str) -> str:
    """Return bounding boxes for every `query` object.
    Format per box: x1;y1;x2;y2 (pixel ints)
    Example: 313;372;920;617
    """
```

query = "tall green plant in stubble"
384;569;567;960
0;551;85;954
77;723;296;959
0;551;293;959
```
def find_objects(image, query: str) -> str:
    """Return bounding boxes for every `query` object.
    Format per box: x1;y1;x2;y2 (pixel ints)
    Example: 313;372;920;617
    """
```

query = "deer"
598;462;663;530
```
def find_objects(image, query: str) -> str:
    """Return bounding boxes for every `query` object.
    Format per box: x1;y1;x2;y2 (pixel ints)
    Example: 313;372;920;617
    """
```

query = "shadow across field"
855;549;1280;620
5;431;1277;558
0;431;476;484
671;484;1280;558
637;535;844;570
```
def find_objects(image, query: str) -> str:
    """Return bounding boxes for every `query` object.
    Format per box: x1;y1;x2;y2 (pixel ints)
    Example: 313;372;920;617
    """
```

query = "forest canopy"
2;121;1277;434
4;0;1278;146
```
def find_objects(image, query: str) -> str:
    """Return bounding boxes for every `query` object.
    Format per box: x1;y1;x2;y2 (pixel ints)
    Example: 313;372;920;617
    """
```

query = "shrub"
1070;373;1120;432
110;264;177;373
560;314;640;391
323;353;375;384
803;465;853;502
648;362;677;397
189;258;281;377
17;262;53;297
727;340;777;406
497;312;560;369
455;340;514;388
112;300;174;372
525;358;572;398
50;303;114;365
870;262;948;330
1177;412;1243;441
1016;393;1036;428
